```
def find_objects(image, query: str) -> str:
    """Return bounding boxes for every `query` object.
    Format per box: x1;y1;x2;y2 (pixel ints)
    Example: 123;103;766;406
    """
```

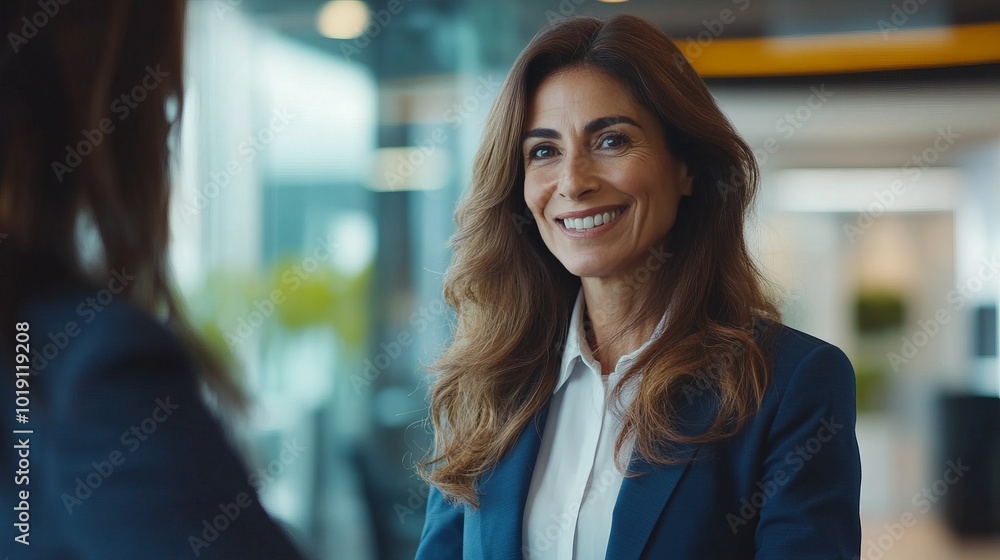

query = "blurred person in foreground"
417;15;861;559
0;1;307;558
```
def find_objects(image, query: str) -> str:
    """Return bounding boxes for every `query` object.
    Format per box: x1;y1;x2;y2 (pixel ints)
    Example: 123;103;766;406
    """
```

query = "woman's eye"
527;145;556;160
599;132;630;149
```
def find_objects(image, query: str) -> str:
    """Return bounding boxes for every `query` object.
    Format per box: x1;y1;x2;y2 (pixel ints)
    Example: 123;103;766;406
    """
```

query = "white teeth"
563;209;622;231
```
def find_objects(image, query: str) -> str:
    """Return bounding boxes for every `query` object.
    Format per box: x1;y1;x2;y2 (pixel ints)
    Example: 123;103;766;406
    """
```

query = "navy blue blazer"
415;324;861;559
0;272;307;559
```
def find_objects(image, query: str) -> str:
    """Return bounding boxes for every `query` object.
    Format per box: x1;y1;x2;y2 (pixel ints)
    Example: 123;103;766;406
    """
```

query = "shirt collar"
554;289;590;394
553;288;670;395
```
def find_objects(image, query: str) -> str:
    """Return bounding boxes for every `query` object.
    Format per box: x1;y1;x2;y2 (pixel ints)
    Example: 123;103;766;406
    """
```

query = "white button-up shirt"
522;289;667;560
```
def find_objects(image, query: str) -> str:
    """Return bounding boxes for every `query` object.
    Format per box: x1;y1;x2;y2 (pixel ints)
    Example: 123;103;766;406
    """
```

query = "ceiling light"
317;0;370;40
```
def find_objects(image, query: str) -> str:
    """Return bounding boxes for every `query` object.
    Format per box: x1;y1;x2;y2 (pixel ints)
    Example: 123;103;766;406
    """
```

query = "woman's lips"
557;205;627;236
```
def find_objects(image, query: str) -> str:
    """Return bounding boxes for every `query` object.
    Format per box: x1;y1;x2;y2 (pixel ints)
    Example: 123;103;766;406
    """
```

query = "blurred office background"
172;0;1000;558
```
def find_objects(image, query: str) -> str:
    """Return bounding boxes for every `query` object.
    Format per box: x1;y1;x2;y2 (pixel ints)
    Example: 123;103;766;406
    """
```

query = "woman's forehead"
525;68;648;129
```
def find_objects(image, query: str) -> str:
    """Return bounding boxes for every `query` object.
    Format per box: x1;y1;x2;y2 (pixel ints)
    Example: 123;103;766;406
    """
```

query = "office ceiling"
234;0;1000;79
226;0;1000;168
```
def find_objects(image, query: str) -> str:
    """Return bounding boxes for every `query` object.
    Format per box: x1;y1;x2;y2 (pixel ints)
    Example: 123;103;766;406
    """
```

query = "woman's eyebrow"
522;127;561;141
522;115;641;142
584;115;640;134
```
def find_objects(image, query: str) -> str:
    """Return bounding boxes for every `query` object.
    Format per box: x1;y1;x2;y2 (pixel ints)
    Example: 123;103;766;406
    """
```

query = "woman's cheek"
523;183;548;219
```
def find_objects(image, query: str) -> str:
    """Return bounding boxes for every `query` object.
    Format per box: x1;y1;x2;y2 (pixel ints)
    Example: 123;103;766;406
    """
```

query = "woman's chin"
560;260;621;281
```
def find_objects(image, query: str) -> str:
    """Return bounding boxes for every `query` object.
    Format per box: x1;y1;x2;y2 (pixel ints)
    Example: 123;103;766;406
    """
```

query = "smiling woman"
417;14;861;560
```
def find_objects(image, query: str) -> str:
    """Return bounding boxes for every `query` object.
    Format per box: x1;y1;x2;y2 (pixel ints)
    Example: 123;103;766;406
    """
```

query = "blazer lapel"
477;401;552;560
605;388;717;560
605;441;703;560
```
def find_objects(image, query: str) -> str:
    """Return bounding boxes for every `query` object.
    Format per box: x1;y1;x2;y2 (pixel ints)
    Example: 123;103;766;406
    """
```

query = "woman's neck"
581;277;659;375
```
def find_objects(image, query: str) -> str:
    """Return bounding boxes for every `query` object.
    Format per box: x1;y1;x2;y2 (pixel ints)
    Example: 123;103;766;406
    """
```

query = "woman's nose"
556;150;600;200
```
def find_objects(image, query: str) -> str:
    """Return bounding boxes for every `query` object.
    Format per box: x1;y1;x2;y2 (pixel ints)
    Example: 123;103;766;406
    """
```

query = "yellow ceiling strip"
673;22;1000;77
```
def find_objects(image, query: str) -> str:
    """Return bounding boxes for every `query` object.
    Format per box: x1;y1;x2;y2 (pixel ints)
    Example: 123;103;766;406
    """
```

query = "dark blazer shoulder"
22;284;193;374
757;321;855;401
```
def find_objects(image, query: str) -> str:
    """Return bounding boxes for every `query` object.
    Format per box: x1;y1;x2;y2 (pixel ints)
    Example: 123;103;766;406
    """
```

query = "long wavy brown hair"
420;14;781;506
0;0;242;407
